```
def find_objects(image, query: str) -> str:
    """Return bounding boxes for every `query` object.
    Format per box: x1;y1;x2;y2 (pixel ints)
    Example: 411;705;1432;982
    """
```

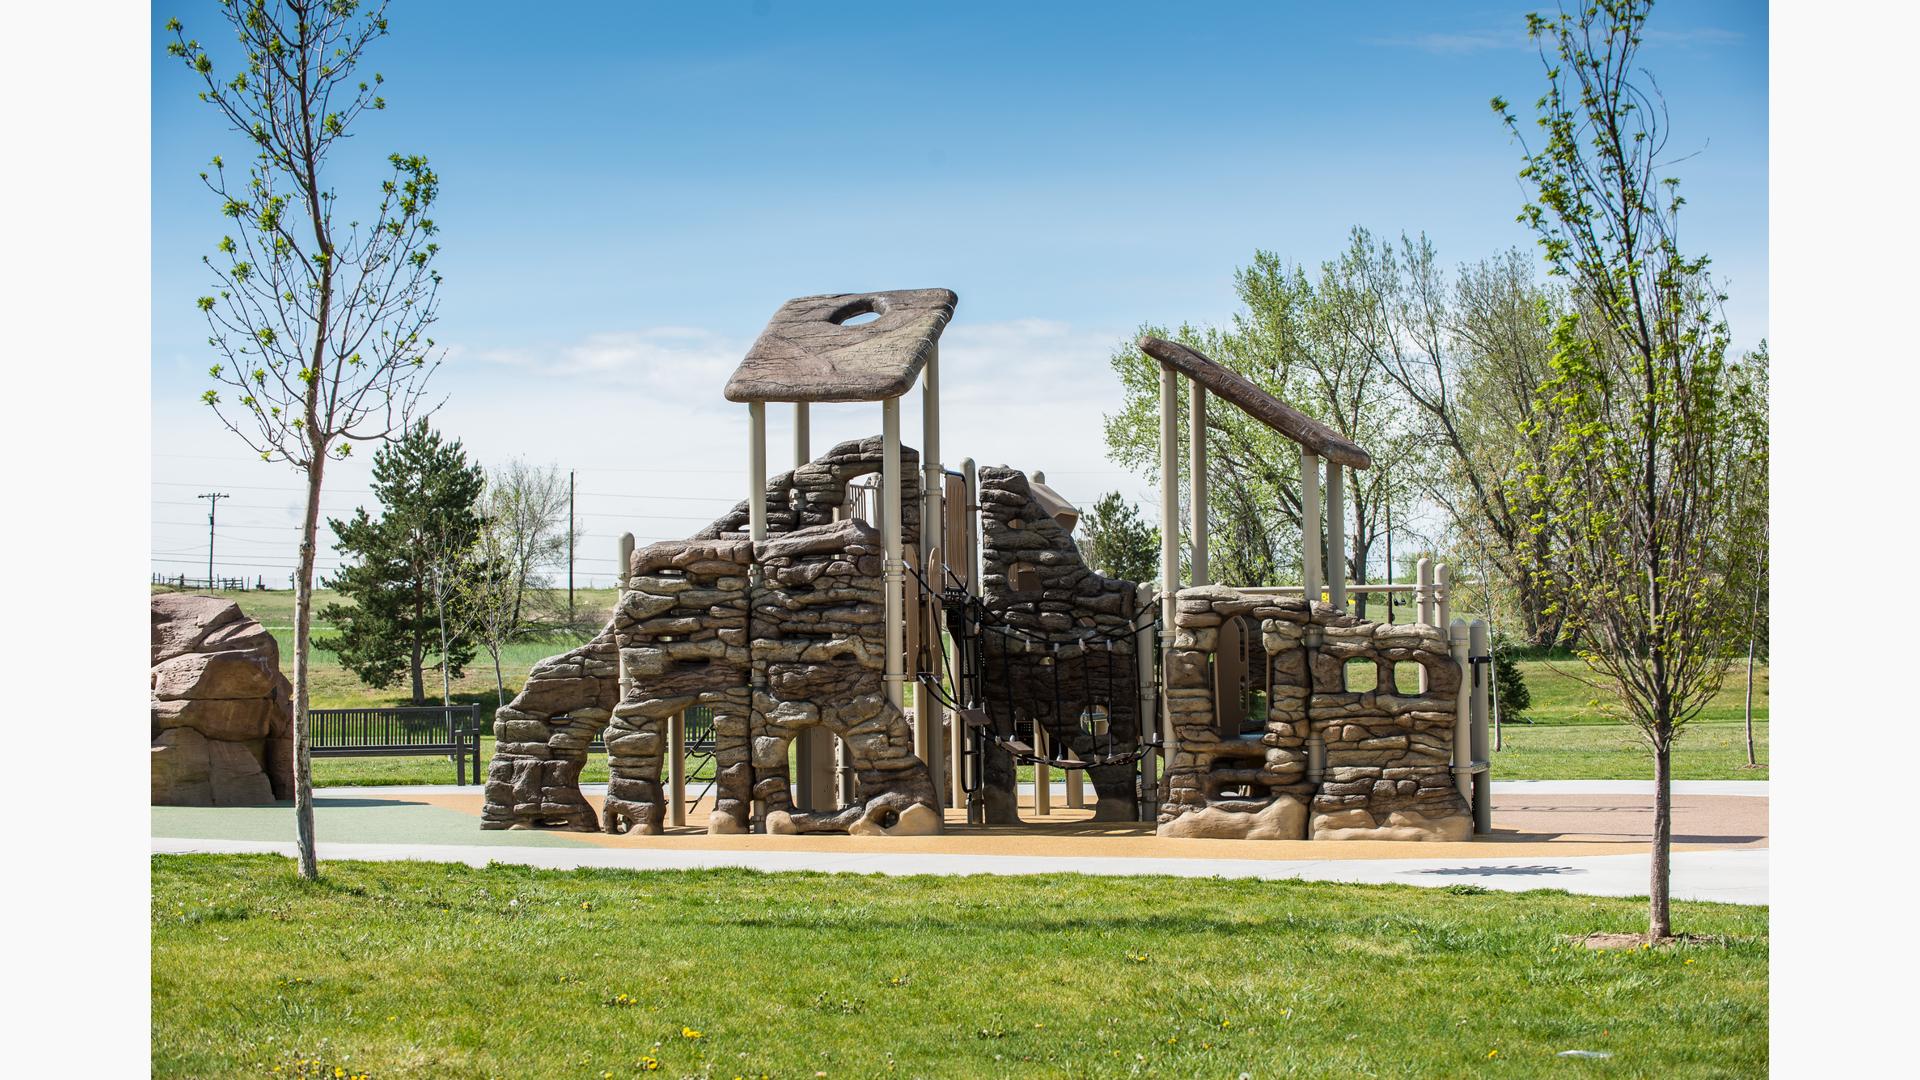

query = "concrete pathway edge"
152;837;1768;905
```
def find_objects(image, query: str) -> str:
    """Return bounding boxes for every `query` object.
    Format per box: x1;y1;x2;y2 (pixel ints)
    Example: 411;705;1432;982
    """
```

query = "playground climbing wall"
1159;586;1473;841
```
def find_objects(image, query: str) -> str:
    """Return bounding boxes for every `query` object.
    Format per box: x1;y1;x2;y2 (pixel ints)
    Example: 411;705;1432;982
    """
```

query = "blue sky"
150;0;1768;587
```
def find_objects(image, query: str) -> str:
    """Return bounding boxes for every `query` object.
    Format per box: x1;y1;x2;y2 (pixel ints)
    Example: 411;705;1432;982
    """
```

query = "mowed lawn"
152;855;1767;1079
157;587;1769;786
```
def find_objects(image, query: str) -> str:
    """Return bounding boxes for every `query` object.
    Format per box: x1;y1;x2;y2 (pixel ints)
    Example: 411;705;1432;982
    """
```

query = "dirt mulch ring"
1573;931;1727;950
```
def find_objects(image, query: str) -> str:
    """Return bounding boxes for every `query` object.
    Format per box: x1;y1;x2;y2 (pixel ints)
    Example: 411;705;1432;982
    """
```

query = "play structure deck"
481;289;1493;841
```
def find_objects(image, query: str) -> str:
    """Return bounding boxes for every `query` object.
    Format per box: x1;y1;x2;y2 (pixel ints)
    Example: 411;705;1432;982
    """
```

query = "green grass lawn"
152;855;1768;1079
158;586;1770;786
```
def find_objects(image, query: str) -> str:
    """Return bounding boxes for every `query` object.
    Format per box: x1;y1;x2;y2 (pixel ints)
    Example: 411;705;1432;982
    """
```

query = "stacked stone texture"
696;435;919;549
976;467;1140;822
750;519;940;835
481;629;619;829
480;435;936;835
1308;620;1468;840
150;593;293;806
604;537;754;834
1158;585;1471;841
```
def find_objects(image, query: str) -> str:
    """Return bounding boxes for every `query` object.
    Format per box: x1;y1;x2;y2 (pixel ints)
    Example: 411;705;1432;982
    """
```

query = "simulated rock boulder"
150;593;293;806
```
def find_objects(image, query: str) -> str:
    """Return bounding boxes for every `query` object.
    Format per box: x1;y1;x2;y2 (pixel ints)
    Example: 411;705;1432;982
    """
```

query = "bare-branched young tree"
455;461;572;705
168;0;444;879
1494;0;1768;940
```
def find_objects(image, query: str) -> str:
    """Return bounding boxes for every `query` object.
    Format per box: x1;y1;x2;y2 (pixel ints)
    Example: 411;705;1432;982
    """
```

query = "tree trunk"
410;597;425;706
437;574;452;709
291;453;327;881
1648;729;1672;941
1744;648;1757;767
492;648;505;711
1744;576;1761;768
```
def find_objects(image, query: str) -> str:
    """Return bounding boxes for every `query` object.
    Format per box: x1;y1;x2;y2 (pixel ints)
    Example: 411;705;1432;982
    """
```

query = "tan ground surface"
418;790;1766;862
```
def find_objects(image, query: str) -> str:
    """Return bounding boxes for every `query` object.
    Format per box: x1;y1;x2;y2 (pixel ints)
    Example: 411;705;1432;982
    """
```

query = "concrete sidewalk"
150;835;1768;904
154;779;1768;904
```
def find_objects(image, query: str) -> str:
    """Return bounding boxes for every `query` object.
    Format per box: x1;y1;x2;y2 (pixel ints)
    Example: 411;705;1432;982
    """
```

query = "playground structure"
480;289;1491;839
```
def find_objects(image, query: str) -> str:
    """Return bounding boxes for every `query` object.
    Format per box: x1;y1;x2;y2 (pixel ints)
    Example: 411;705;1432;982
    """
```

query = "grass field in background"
152;855;1768;1078
155;586;1769;786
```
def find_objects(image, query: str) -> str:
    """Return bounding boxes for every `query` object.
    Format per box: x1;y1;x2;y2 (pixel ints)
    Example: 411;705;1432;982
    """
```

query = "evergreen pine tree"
319;421;486;704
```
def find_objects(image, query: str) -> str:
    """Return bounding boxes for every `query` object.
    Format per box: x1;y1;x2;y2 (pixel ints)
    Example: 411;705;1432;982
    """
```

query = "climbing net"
904;560;1162;776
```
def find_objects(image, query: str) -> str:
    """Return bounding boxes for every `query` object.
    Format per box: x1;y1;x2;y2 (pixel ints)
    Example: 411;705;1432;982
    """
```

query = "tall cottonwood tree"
1495;0;1768;940
1103;250;1423;595
1337;229;1573;645
169;0;444;879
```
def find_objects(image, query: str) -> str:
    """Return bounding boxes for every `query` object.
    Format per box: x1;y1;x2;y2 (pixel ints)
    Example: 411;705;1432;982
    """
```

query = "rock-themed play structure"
483;289;1493;841
151;593;294;806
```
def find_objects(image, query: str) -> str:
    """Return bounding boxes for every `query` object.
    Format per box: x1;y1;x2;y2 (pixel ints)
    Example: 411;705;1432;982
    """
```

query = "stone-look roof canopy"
1137;335;1373;469
724;289;959;403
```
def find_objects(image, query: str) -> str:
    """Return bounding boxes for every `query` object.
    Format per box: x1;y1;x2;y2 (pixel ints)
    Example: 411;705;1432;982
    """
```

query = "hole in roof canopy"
827;297;887;326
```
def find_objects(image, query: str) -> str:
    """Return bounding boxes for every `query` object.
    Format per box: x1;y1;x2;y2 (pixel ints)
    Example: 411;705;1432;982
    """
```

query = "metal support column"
1325;461;1346;613
882;398;906;717
1300;449;1322;604
1450;619;1473;805
1189;383;1208;585
921;345;946;809
1469;618;1492;833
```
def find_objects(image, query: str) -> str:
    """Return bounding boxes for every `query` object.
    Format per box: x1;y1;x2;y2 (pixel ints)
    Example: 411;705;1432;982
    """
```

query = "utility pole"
567;469;576;622
198;492;229;589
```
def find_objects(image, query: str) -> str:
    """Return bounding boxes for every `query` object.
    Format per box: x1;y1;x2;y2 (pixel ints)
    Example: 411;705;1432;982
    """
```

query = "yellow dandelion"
682;1026;704;1040
1488;1049;1499;1058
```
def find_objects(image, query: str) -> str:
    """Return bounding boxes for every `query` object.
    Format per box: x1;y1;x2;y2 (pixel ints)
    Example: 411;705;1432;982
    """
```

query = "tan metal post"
882;398;906;715
1300;449;1322;603
1325;462;1346;612
1190;383;1208;585
748;402;767;545
668;708;687;827
1436;563;1453;632
1156;367;1181;823
1469;617;1492;833
921;348;946;807
747;401;768;830
618;532;635;591
1416;557;1435;626
1450;619;1473;805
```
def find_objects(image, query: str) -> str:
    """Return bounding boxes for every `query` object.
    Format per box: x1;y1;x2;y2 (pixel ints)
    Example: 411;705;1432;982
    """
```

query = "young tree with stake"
1495;0;1768;940
168;0;444;880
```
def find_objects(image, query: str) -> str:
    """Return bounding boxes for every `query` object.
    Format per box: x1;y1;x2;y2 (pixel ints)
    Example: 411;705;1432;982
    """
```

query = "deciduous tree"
168;0;444;879
1494;0;1768;940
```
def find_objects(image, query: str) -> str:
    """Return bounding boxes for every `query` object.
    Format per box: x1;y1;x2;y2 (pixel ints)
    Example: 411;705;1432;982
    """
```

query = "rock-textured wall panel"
480;436;938;836
150;593;292;806
695;435;918;550
1159;586;1471;841
976;467;1140;823
749;519;940;836
606;537;753;835
481;630;619;830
